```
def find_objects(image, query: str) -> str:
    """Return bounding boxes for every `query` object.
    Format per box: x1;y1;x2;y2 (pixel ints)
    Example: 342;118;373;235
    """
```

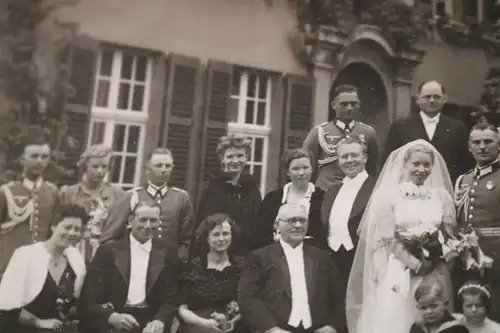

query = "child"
409;278;469;333
454;281;500;333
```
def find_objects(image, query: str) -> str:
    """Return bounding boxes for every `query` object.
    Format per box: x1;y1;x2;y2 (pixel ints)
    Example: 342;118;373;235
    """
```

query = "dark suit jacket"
257;186;324;249
77;236;179;333
316;176;376;250
382;114;472;183
238;242;346;333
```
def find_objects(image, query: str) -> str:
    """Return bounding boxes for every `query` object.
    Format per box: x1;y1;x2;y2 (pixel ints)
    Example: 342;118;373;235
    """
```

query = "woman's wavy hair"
216;134;252;159
77;144;114;174
193;213;240;258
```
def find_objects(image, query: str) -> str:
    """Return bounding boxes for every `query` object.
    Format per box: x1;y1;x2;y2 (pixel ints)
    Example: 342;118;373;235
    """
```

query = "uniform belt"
476;227;500;237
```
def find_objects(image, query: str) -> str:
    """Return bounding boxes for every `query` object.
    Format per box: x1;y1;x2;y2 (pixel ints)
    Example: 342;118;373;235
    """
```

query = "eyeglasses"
278;217;308;225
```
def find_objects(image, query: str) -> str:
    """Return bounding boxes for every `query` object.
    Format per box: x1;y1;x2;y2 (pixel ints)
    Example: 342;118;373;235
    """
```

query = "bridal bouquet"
442;224;493;275
394;223;447;262
210;301;240;332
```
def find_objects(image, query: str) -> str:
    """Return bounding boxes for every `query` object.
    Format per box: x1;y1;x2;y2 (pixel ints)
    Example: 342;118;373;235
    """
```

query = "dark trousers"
329;247;354;333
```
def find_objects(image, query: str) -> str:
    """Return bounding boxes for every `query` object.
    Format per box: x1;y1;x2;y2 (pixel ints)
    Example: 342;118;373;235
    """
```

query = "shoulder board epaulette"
127;186;143;193
171;187;187;193
317;122;330;128
464;168;474;175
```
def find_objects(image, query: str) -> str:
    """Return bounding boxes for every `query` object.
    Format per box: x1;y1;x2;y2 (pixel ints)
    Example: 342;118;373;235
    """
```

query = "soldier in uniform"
303;84;379;192
100;148;194;261
455;118;500;321
0;133;60;276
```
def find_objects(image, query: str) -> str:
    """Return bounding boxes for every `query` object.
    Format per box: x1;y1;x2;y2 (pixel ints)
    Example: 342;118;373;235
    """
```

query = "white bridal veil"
345;139;455;333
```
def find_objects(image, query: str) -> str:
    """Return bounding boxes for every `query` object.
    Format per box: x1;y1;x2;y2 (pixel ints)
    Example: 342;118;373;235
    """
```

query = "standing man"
303;84;379;192
100;148;193;261
383;80;471;183
454;119;500;321
238;203;346;333
78;201;179;333
0;133;59;276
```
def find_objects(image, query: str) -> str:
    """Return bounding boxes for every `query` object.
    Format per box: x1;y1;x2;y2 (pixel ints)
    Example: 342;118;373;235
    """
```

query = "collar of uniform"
419;111;441;124
147;182;168;198
335;119;356;132
474;159;499;178
22;177;43;191
281;182;315;204
129;233;152;253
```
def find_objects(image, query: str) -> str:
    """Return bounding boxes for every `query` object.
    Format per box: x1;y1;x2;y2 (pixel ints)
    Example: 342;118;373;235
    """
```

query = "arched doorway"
330;62;389;148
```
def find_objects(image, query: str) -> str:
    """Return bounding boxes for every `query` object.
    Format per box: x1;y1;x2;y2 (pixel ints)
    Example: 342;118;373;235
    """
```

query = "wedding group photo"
2;0;500;333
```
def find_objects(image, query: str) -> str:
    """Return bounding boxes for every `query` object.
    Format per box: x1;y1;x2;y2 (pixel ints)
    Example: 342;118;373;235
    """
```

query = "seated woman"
257;148;324;248
179;213;243;333
0;204;88;332
195;134;261;254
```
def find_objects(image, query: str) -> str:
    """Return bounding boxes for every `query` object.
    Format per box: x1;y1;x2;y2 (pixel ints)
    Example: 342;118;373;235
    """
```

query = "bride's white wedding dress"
355;184;455;333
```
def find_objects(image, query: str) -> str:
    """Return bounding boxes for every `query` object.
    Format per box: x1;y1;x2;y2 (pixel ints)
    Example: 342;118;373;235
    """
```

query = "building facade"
57;0;500;201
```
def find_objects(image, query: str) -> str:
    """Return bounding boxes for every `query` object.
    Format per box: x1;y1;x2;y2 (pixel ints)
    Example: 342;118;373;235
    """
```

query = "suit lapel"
431;115;448;145
321;185;341;227
412;115;431;141
303;245;317;299
113;237;131;284
146;242;166;293
349;177;374;220
276;244;292;298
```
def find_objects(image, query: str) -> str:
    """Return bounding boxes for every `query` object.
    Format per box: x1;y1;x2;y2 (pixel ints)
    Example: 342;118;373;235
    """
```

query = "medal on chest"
486;180;495;190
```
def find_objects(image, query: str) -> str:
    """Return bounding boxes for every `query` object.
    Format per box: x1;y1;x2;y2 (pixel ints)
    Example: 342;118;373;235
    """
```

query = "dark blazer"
238;242;346;333
315;176;376;250
77;236;179;333
257;186;324;249
382;114;472;183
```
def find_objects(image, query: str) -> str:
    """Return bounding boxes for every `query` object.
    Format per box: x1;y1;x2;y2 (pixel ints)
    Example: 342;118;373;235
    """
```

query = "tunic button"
471;189;476;194
468;214;474;219
470;197;475;202
473;182;478;186
470;206;474;210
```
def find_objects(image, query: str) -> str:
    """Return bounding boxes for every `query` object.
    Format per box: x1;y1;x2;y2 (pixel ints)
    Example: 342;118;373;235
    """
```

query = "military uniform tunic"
303;119;379;192
455;160;500;321
0;178;59;275
100;183;194;261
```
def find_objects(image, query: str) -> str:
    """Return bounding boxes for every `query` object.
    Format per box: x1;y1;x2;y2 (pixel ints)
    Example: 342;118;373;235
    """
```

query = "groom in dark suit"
78;201;179;333
318;136;376;288
382;80;471;183
239;203;345;333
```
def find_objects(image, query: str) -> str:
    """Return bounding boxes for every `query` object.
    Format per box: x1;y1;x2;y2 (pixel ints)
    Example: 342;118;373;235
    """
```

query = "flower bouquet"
210;301;240;332
442;224;493;276
394;223;446;263
55;297;78;332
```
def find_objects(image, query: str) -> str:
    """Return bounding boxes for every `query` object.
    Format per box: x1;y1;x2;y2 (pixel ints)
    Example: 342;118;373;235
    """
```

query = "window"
228;70;272;195
87;49;153;190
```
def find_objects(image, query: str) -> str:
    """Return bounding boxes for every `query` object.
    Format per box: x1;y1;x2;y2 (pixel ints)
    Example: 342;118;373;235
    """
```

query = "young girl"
409;279;469;333
454;281;500;333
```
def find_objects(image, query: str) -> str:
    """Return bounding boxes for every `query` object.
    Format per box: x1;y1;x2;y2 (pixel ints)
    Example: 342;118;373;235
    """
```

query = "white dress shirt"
126;234;152;305
328;170;368;252
280;240;312;329
420;111;440;140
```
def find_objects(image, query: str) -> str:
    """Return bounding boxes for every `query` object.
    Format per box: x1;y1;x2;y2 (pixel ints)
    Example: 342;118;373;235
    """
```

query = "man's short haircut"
18;126;51;157
470;116;499;134
147;148;173;162
332;84;359;100
337;134;368;155
417;80;446;95
275;203;308;222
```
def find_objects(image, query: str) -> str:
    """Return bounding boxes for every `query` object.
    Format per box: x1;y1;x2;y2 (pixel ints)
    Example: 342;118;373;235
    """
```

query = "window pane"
111;155;122;183
231;72;241;96
121;54;133;80
131;85;145;111
123;156;137;184
95;80;110;107
253;165;262;187
118;83;131;109
247;73;257;97
245;100;254;124
228;98;239;122
256;102;266;125
113;124;126;152
135;55;147;82
127;125;140;153
254;138;264;162
100;50;114;77
258;75;268;99
90;121;106;145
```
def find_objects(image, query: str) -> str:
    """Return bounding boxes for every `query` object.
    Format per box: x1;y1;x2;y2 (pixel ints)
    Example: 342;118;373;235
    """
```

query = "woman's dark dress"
11;265;77;333
179;257;244;333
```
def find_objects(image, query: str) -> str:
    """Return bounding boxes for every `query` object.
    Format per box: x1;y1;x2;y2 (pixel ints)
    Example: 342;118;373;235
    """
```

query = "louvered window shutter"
199;60;233;185
59;36;99;185
161;54;202;196
280;74;316;183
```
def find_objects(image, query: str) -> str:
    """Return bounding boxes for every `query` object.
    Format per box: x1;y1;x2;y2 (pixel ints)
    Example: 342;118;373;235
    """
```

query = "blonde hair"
404;143;435;164
217;134;251;158
77;144;113;173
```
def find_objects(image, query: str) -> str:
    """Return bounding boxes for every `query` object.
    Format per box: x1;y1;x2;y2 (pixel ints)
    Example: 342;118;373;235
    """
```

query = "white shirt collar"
22;177;43;191
342;170;368;185
129;234;152;253
420;111;440;124
281;182;315;204
147;182;168;198
280;239;304;254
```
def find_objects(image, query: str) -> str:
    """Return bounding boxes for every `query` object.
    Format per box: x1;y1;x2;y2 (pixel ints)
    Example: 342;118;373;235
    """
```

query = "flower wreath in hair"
458;283;492;299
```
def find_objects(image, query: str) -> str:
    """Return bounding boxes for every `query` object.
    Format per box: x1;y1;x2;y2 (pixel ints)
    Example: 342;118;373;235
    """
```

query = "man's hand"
37;318;63;330
315;325;338;333
143;320;164;333
200;318;223;331
108;312;140;331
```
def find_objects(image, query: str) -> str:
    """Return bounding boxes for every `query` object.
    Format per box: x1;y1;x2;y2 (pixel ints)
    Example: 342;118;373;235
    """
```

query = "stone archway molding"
348;24;396;58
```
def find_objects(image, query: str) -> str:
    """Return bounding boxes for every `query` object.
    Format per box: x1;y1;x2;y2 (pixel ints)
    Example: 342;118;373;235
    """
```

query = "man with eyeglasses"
239;203;345;333
383;80;471;183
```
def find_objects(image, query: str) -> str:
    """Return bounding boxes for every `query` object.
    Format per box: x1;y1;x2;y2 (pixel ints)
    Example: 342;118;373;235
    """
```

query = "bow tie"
424;117;438;124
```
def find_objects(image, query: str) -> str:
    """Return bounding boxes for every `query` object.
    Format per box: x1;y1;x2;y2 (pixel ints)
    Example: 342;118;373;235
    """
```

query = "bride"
346;139;457;333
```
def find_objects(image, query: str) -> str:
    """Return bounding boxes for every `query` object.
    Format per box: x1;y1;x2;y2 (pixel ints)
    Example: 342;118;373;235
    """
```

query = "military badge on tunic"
486;181;495;190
